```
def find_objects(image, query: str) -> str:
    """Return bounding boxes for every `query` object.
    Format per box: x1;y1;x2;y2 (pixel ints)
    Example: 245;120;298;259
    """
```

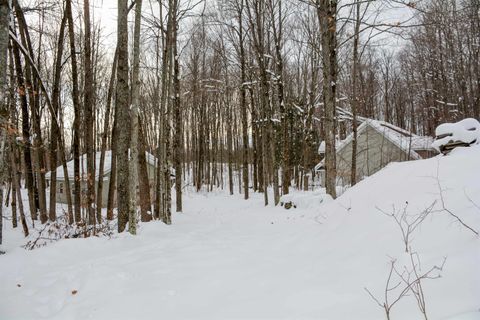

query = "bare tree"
315;0;338;198
97;49;117;222
365;255;445;320
172;0;182;212
367;200;447;320
377;201;436;253
0;0;10;250
116;0;131;232
128;0;144;235
66;0;82;224
238;0;250;200
48;9;67;222
84;0;96;226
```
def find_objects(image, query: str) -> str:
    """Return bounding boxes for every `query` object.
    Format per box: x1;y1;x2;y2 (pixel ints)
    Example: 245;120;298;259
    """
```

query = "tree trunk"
350;0;361;187
317;0;338;199
116;0;131;232
270;0;289;197
106;118;117;221
0;0;10;248
11;33;37;222
66;0;82;223
48;12;67;222
238;0;249;199
128;0;143;234
11;146;28;236
84;0;96;226
97;49;117;222
173;15;183;212
138;122;152;221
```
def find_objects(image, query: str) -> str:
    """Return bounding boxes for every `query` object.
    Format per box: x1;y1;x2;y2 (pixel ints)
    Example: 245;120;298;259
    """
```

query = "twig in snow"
435;163;478;236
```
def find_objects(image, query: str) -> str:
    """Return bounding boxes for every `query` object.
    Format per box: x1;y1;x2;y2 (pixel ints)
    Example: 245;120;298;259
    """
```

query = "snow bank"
279;189;333;210
313;145;480;319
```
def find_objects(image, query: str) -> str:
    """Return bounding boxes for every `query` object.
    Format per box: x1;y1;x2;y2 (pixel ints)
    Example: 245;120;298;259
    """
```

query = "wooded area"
0;0;478;242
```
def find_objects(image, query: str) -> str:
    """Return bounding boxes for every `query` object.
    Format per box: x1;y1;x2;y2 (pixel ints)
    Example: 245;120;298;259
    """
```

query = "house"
45;150;157;207
315;120;436;186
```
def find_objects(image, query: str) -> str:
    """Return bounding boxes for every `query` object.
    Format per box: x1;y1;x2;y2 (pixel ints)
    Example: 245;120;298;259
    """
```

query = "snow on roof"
45;150;157;181
315;120;435;170
368;120;434;153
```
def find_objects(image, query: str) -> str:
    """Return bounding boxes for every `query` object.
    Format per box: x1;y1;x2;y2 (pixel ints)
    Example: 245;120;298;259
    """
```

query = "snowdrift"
311;145;480;319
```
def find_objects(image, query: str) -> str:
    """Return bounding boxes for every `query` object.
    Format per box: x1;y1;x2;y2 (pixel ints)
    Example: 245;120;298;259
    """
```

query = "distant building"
45;151;157;207
315;120;436;186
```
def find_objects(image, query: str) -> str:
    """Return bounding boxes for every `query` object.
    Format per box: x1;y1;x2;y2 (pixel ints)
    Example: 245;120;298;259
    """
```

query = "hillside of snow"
0;146;479;320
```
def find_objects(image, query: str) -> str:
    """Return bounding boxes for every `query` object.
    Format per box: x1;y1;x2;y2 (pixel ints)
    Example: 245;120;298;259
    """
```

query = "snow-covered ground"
1;146;479;320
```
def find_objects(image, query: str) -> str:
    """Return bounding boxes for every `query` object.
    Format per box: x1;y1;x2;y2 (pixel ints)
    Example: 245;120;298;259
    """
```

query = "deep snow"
432;118;480;152
1;146;479;320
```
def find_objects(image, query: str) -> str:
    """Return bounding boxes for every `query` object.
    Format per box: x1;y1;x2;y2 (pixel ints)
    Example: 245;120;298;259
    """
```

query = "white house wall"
335;125;412;186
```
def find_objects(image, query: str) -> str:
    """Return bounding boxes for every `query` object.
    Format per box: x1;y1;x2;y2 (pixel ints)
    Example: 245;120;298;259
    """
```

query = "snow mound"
432;118;480;153
280;189;333;210
313;145;480;319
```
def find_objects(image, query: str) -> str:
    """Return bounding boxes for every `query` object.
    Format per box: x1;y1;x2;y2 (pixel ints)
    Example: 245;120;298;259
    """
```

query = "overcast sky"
90;0;420;54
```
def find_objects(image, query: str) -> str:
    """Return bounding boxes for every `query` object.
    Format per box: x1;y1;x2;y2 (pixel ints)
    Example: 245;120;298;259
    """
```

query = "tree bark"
128;0;143;234
0;0;10;248
138;122;152;221
173;12;183;212
10;31;37;221
10;146;28;236
48;12;67;222
350;0;361;187
116;0;131;232
66;0;82;223
97;49;117;222
238;0;249;199
83;0;96;225
316;0;338;199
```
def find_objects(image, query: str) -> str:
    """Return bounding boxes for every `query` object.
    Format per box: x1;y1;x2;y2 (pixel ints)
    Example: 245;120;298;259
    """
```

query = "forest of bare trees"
0;0;478;242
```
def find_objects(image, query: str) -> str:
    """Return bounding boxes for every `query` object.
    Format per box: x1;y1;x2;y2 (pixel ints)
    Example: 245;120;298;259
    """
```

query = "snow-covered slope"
0;146;479;320
312;145;480;320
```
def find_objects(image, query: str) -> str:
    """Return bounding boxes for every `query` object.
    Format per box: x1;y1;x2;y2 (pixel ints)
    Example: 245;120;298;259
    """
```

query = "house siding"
51;162;156;208
335;125;413;186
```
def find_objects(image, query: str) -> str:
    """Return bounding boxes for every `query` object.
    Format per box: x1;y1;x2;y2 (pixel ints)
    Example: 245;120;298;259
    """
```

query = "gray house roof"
315;120;434;170
46;150;157;181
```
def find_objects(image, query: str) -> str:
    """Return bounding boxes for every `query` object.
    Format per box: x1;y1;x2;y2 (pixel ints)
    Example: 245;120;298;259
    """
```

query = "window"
59;183;64;194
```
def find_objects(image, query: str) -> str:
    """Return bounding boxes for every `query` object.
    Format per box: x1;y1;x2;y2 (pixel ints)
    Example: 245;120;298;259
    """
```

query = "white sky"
90;0;421;55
